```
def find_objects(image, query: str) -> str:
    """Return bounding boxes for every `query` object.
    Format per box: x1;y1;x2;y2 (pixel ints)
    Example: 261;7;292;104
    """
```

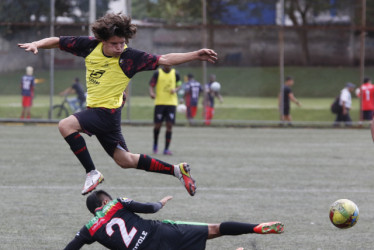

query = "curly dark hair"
91;13;137;43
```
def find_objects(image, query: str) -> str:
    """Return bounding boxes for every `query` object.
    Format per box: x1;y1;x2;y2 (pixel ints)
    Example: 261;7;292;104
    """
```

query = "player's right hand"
18;42;38;55
160;196;173;207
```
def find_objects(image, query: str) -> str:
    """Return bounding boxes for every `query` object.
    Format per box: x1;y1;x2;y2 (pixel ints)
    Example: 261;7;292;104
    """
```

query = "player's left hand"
197;49;218;63
160;196;173;207
18;42;39;54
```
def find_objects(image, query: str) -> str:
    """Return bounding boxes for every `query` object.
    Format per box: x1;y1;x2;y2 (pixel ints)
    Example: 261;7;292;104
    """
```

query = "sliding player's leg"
208;221;284;239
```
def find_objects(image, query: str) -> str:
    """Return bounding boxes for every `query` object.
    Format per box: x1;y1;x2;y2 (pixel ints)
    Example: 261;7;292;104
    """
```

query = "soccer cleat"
254;222;284;234
153;144;158;154
163;149;172;155
82;170;104;195
176;163;196;196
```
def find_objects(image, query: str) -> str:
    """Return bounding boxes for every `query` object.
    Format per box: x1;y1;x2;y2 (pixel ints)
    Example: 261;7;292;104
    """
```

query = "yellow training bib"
85;42;129;109
155;68;178;106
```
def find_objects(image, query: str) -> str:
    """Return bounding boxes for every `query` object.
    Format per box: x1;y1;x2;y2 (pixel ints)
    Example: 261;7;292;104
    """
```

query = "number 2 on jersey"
106;218;138;247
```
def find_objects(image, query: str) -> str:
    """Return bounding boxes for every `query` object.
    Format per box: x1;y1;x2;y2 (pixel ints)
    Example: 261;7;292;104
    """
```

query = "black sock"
165;131;172;150
153;128;160;146
137;154;174;176
219;222;258;235
64;132;95;173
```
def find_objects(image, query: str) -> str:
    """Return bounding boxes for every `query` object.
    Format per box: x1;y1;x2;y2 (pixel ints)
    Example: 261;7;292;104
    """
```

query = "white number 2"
106;218;137;247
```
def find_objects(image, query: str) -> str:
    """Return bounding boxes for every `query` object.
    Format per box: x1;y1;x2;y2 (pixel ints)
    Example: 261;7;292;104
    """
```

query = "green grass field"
0;95;360;123
1;124;373;249
1;66;373;97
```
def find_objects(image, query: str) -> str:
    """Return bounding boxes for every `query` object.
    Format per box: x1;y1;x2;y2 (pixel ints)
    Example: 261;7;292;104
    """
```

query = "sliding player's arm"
18;37;60;54
121;196;172;214
64;227;94;250
158;49;217;66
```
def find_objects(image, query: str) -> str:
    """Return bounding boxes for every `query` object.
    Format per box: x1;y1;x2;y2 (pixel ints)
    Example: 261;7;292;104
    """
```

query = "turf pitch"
1;124;373;249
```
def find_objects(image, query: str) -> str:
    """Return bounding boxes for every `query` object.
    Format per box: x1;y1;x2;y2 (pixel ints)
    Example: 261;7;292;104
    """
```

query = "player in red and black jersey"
65;190;284;250
18;13;218;196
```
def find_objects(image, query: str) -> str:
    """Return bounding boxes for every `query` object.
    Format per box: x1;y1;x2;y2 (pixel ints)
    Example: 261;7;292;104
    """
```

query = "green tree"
284;0;354;65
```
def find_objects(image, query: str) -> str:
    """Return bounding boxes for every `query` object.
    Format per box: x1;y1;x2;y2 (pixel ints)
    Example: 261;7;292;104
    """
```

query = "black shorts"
283;105;290;116
148;221;208;250
154;105;176;124
363;110;374;120
73;107;128;157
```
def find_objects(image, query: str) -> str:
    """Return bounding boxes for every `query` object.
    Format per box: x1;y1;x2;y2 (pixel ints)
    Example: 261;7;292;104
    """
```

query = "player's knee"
207;224;221;239
114;150;137;169
58;118;69;135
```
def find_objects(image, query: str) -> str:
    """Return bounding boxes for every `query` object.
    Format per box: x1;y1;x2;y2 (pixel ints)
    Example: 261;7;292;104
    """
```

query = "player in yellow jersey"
149;65;181;155
18;13;217;196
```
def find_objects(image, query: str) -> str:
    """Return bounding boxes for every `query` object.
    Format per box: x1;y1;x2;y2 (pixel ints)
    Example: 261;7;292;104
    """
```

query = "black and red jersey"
65;198;163;250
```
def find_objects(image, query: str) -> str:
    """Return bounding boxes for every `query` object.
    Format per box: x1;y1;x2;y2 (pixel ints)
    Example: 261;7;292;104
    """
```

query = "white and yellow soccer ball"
329;199;359;229
210;81;221;92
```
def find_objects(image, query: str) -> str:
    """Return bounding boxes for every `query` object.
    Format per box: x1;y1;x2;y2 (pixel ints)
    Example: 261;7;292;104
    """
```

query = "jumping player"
149;65;181;155
18;13;217;196
20;66;35;119
356;77;374;121
64;190;285;249
184;73;203;124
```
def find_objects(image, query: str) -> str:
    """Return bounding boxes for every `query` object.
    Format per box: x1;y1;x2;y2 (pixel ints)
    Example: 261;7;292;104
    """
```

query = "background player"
356;77;374;122
203;74;223;125
20;66;35;119
279;76;301;125
149;65;181;155
18;13;217;196
184;73;203;125
59;77;86;113
64;190;284;249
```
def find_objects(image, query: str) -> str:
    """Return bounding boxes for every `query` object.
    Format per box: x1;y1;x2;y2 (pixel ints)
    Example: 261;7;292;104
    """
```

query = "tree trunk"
297;28;310;65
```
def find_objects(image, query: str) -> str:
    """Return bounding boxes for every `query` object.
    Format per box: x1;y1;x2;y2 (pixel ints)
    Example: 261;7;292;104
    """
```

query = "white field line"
0;185;371;194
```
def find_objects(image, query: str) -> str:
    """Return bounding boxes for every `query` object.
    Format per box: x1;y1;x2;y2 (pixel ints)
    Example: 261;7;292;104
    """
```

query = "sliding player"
18;13;217;196
64;190;284;249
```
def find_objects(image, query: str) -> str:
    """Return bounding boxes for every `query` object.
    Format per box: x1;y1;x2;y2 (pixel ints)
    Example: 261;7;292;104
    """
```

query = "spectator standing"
334;82;356;126
279;76;301;125
20;66;35;119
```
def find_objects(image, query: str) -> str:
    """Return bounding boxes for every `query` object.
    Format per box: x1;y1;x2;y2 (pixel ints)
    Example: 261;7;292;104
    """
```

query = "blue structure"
220;2;276;25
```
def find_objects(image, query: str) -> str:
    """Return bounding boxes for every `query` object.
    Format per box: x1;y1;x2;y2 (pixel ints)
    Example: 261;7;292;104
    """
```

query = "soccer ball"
210;81;221;92
329;199;359;229
176;104;187;114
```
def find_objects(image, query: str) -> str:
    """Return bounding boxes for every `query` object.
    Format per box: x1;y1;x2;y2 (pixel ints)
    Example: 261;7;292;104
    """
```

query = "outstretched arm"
18;37;60;54
126;196;173;214
158;49;217;66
